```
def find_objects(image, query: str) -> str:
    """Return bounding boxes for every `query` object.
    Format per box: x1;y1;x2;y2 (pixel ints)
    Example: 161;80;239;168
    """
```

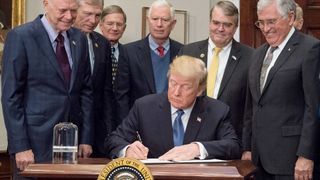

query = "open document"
140;158;227;164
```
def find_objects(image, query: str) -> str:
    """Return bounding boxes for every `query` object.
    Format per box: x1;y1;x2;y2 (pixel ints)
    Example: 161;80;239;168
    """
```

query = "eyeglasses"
255;17;282;29
211;20;234;29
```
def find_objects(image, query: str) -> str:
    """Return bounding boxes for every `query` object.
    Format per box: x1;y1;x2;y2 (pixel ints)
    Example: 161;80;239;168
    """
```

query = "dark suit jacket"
106;93;241;159
89;32;114;157
243;30;320;175
1;15;93;163
178;39;253;139
115;36;182;123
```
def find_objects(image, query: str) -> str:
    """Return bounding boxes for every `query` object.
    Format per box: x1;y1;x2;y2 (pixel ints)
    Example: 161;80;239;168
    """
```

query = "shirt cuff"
117;145;130;158
194;142;208;159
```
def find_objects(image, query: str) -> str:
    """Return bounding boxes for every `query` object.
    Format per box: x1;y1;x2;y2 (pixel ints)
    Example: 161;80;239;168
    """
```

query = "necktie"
87;34;95;74
260;46;277;92
207;47;222;97
56;33;71;87
173;109;184;146
157;46;165;57
111;47;117;86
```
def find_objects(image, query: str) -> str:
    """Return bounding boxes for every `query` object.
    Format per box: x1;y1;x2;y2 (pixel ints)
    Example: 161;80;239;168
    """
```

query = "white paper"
140;158;227;164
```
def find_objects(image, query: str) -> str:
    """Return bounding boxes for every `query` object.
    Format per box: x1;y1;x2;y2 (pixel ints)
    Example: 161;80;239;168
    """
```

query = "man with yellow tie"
178;0;253;140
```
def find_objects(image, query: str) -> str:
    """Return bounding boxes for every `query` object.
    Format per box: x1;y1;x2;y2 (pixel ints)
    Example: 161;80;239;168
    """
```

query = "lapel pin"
200;53;205;58
232;55;237;60
288;48;291;51
72;41;76;46
196;117;202;122
95;43;98;48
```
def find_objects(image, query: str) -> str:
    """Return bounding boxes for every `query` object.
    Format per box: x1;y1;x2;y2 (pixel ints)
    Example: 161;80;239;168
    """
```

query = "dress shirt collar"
208;37;232;53
272;27;295;52
170;100;196;116
148;34;170;52
41;14;67;44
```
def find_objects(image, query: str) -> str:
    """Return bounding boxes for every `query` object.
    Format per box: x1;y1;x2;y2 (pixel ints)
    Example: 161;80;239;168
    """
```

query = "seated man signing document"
105;55;241;161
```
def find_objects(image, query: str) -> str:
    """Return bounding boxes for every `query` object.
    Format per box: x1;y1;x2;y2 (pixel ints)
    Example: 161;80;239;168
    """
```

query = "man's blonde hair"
167;55;207;89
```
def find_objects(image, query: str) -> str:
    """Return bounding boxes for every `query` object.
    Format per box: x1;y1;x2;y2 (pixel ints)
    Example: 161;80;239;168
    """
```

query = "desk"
21;158;256;180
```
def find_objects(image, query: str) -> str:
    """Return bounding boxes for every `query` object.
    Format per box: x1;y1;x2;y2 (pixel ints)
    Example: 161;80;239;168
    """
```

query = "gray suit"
243;30;320;175
178;39;253;140
1;15;93;163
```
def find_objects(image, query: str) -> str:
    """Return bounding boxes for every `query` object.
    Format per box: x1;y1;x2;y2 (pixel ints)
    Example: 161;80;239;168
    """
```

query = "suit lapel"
262;31;299;95
158;95;175;149
218;40;241;98
197;40;209;64
33;17;65;83
90;33;101;79
137;38;156;93
67;28;79;91
184;97;204;144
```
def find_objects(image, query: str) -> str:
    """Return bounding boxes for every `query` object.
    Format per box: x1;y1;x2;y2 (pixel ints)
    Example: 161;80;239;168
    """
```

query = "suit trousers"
255;160;293;180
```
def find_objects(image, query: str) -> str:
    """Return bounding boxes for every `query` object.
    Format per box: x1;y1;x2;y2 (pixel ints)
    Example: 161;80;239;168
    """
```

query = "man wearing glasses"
242;0;320;179
178;0;253;141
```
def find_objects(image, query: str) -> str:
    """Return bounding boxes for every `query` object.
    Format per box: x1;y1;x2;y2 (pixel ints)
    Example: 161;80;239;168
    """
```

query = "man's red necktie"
55;33;71;87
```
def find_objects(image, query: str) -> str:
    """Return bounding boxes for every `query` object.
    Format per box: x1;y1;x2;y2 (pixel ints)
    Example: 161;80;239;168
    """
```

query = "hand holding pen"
125;131;149;160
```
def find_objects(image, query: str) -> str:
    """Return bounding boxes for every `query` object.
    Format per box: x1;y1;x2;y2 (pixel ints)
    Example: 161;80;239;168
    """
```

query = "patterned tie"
173;109;185;146
157;46;165;57
260;46;278;92
56;33;71;87
111;47;117;86
207;47;222;97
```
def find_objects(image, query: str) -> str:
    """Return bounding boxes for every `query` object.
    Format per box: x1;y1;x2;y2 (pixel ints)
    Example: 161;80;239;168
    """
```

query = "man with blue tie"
73;0;114;158
1;0;93;178
106;55;241;160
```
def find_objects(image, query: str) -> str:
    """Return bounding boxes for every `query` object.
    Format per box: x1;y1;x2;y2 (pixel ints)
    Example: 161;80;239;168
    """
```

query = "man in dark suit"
106;55;241;160
73;0;114;158
99;5;127;89
115;0;182;124
178;0;253;140
1;0;93;177
242;0;320;179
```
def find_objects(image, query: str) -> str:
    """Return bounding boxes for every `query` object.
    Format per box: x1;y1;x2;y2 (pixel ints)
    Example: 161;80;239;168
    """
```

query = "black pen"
136;131;142;143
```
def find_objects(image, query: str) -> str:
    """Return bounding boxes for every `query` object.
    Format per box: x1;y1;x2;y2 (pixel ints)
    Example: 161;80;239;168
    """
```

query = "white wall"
24;0;240;44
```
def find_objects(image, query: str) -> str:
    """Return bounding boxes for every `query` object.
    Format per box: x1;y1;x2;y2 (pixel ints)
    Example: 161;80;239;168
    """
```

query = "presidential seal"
98;158;153;180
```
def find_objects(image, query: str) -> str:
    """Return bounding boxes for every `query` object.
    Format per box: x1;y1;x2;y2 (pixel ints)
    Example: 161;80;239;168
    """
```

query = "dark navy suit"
106;93;241;159
115;36;182;123
178;39;253;140
1;15;93;163
89;32;114;157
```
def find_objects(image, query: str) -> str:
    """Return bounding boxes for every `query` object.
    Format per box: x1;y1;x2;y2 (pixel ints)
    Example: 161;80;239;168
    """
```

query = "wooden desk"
21;158;256;180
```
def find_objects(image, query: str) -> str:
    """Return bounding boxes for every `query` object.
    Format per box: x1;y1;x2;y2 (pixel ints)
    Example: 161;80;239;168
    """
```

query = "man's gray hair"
148;0;175;20
257;0;296;18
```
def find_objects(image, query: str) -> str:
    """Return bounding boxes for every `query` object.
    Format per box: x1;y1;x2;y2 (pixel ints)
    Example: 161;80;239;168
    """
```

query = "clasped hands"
125;141;200;161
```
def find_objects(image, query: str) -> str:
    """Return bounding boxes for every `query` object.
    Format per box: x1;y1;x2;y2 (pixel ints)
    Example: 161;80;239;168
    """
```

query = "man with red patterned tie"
115;0;182;124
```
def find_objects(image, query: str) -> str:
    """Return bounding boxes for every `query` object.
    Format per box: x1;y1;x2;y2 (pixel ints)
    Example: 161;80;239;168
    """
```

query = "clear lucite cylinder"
52;122;78;164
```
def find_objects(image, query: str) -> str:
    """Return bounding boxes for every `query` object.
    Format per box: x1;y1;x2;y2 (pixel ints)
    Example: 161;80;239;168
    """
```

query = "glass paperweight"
52;122;78;164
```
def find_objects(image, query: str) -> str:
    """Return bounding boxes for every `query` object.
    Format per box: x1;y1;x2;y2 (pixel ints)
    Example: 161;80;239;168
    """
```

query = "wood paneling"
240;0;320;48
